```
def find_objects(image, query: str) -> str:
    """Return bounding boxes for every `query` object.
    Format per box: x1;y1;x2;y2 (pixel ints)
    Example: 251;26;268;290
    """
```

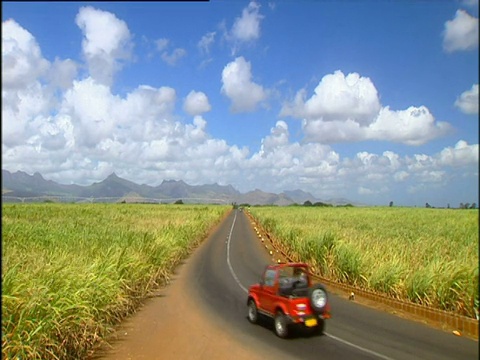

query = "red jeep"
247;262;331;338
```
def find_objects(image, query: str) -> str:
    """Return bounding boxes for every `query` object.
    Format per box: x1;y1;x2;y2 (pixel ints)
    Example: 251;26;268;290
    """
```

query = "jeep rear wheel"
309;284;328;313
274;311;289;338
247;299;258;324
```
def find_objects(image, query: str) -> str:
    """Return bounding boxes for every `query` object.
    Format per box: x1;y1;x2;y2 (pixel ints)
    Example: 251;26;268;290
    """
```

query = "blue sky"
2;1;478;207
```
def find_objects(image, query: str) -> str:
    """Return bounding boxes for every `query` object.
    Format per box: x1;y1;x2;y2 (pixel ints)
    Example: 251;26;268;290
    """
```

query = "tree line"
389;201;477;209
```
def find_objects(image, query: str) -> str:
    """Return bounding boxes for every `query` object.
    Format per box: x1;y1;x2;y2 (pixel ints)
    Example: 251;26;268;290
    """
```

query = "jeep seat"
292;285;309;297
279;278;294;296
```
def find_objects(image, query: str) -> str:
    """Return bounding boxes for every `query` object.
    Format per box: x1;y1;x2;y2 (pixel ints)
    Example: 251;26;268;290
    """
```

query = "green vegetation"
248;206;479;318
3;202;477;359
2;203;229;360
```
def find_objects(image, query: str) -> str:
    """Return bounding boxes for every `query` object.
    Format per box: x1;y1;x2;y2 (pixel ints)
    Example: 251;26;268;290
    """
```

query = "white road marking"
226;210;249;293
227;209;396;360
324;333;396;360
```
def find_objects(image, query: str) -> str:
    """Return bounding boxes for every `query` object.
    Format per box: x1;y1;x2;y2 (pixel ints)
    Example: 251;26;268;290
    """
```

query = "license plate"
305;318;317;327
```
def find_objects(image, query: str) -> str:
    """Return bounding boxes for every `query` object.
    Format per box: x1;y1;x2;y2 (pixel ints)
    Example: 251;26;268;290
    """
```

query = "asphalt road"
190;209;479;360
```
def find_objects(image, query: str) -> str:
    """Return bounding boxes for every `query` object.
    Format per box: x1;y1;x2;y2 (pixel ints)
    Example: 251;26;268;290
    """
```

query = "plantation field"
2;203;230;360
248;206;479;319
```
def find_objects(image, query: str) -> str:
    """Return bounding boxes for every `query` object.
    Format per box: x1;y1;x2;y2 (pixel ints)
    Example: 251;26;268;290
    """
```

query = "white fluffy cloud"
247;121;341;192
438;140;479;166
337;141;478;197
2;7;478;207
368;106;450;146
2;19;49;89
1;19;54;147
281;70;451;145
443;9;479;52
226;1;264;55
47;58;78;90
283;71;381;125
221;56;268;113
402;141;479;175
232;1;263;42
61;77;120;147
76;6;133;86
455;84;479;114
183;91;212;116
2;82;53;147
259;120;290;154
2;13;236;186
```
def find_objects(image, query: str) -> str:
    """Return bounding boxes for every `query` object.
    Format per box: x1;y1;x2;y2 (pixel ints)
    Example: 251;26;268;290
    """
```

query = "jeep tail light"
296;303;307;311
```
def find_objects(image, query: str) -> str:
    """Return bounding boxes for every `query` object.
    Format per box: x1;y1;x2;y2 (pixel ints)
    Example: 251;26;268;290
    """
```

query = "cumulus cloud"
2;19;50;89
399;141;478;183
442;9;479;52
368;106;450;146
221;56;268;113
2;7;478;207
183;91;212;116
6;71;233;183
339;151;397;186
259;120;290;155
282;71;381;125
75;6;133;86
226;1;264;54
1;34;253;188
455;84;479;114
2;83;53;147
394;171;409;182
47;58;78;90
337;141;477;198
245;121;341;193
281;70;451;145
232;1;263;42
61;77;120;148
438;140;479;166
2;19;54;147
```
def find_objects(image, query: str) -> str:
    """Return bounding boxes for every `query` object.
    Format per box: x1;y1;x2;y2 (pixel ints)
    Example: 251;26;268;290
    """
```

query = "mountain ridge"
1;169;359;206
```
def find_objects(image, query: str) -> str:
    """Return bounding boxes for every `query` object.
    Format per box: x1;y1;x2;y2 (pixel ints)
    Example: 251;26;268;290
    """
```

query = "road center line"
227;210;396;360
226;210;248;293
324;333;396;360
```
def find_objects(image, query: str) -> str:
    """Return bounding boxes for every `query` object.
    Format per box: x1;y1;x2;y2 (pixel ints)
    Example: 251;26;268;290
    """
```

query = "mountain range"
1;169;357;206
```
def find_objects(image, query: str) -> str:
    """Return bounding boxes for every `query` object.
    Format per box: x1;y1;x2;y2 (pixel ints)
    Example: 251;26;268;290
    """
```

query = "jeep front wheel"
274;311;289;338
247;299;258;324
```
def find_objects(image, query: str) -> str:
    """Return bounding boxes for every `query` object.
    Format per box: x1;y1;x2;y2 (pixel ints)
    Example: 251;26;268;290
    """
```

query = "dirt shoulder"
90;257;266;360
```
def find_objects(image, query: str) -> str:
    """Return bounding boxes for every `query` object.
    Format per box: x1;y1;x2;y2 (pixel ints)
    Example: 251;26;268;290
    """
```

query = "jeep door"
260;268;277;315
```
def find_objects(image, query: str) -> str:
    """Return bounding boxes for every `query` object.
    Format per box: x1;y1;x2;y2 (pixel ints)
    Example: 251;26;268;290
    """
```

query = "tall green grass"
2;203;229;360
249;206;478;318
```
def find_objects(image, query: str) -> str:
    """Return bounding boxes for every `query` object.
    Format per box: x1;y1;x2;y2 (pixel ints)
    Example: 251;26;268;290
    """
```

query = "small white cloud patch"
183;91;212;116
442;9;479;52
455;84;479;114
